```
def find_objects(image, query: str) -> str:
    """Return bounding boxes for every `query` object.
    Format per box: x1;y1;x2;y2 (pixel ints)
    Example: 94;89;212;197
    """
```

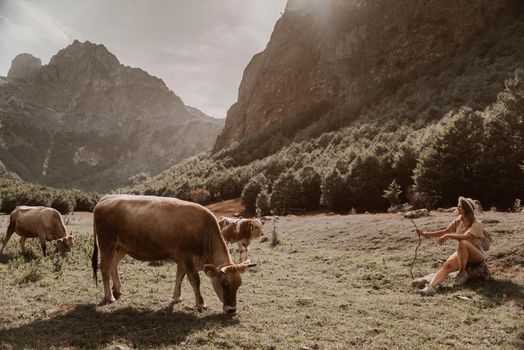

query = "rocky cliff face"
214;0;510;151
7;53;42;80
0;40;223;191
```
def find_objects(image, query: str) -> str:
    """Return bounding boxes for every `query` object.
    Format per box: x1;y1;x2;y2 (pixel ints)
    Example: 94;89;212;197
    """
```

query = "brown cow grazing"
91;194;255;313
1;206;74;256
218;217;265;262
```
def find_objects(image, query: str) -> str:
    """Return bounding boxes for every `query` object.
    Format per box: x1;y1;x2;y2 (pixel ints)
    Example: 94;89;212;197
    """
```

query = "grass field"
0;210;522;349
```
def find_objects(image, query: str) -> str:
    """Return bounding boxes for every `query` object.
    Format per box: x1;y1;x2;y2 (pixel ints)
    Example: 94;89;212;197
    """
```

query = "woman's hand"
437;235;449;245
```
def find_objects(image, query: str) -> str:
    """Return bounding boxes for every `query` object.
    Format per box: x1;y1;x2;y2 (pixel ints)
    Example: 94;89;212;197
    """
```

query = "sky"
0;0;287;118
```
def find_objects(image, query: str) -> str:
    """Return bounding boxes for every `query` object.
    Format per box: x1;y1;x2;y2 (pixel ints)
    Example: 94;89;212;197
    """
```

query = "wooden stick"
409;219;422;280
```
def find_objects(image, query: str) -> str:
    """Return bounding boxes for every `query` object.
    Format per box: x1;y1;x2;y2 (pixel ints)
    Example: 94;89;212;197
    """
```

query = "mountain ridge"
0;40;223;191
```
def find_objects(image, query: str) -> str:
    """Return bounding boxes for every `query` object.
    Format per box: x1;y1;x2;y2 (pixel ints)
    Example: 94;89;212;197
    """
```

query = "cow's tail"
91;220;98;287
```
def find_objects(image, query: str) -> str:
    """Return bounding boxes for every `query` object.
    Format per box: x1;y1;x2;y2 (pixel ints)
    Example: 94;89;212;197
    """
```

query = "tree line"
0;179;100;214
124;71;523;214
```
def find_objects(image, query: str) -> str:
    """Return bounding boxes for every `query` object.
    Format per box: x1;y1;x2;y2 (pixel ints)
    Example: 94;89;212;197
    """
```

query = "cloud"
0;0;287;118
0;0;81;72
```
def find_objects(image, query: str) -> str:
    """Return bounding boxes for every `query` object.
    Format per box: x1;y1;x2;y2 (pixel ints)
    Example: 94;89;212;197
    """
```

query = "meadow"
0;210;522;349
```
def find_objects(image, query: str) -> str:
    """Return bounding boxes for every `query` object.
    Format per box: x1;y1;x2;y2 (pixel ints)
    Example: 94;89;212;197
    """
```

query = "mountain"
126;0;524;212
214;0;517;152
0;40;223;191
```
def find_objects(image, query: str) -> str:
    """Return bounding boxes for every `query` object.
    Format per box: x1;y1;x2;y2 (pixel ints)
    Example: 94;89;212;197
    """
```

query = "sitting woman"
417;197;485;296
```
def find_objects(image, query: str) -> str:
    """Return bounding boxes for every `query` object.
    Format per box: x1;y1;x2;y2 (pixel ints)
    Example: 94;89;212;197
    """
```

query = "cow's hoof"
172;297;182;304
99;299;114;306
113;291;121;300
196;304;207;312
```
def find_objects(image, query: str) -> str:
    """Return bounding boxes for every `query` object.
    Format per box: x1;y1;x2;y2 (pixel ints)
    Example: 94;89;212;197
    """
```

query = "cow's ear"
204;264;219;278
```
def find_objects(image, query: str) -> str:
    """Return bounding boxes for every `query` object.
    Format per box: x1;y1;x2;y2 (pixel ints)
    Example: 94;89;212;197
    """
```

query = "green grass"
0;212;522;349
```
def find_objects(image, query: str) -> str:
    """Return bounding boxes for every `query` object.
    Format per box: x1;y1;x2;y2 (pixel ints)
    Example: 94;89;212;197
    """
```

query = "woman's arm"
436;233;467;245
416;227;452;238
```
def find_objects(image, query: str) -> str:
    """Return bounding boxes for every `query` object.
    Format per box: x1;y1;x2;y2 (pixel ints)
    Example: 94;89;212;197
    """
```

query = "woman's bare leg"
457;240;484;271
430;253;459;287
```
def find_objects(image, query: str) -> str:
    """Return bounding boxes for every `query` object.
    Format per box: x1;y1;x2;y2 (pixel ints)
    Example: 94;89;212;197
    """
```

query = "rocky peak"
19;40;180;117
0;40;224;191
44;40;121;82
49;40;119;69
7;53;42;80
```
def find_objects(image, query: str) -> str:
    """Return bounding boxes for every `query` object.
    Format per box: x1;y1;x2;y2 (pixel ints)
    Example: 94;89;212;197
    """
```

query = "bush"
1;192;24;213
270;224;281;247
383;179;402;208
269;171;301;215
296;166;321;210
191;187;211;205
321;168;350;212
73;191;100;212
51;193;75;214
256;188;271;216
241;174;269;214
346;153;390;211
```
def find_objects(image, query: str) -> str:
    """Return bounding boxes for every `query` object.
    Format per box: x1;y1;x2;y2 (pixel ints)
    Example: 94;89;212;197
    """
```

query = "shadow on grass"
0;250;39;264
468;278;524;305
0;303;240;349
438;278;524;306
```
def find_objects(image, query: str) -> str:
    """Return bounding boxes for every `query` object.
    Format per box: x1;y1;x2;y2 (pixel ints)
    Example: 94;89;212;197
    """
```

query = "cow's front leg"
38;236;47;257
236;242;244;263
186;269;206;311
19;236;27;254
172;264;185;303
243;244;250;262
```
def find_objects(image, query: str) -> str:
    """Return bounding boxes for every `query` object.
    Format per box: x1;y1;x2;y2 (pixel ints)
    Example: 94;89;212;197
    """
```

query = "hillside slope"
214;0;518;154
0;41;223;191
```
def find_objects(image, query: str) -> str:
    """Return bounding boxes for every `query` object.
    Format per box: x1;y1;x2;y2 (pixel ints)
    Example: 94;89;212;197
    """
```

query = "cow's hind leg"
111;249;126;300
186;266;206;312
99;246;116;303
172;264;185;303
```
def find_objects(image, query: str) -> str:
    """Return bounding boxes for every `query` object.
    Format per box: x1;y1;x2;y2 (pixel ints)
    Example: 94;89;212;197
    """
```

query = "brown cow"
218;217;265;262
91;194;255;313
1;206;74;256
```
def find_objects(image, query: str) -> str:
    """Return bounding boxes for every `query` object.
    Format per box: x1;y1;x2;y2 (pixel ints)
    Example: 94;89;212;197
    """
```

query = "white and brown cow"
218;217;265;262
91;194;255;313
1;206;74;256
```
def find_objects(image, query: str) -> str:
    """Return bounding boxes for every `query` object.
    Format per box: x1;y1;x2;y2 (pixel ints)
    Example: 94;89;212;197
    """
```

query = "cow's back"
13;206;65;239
94;195;221;262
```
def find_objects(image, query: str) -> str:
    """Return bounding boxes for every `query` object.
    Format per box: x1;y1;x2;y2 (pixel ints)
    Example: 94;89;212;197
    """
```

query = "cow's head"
204;260;256;314
55;234;75;253
249;219;264;238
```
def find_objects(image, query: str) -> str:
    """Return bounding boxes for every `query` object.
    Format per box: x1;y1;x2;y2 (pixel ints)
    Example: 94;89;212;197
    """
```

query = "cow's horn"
220;266;228;273
247;263;257;268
